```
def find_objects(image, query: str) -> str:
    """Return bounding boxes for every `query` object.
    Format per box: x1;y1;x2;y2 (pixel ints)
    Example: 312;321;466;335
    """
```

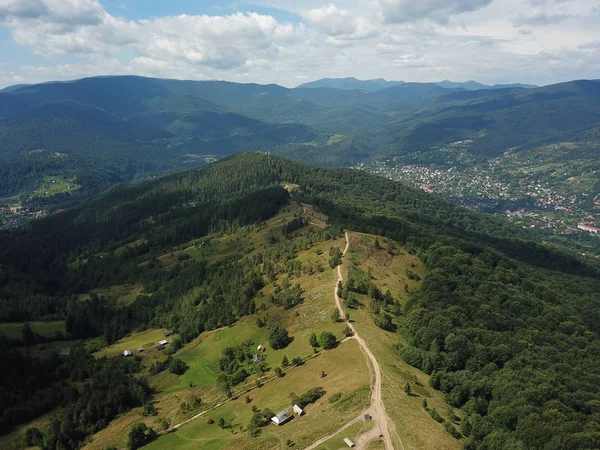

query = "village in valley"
357;141;600;237
0;204;50;230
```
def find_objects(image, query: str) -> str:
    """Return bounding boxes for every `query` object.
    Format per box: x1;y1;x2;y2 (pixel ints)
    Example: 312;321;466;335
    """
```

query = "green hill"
2;153;600;449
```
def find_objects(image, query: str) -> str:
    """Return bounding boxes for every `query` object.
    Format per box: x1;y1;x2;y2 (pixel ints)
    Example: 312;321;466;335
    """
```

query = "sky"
0;0;598;88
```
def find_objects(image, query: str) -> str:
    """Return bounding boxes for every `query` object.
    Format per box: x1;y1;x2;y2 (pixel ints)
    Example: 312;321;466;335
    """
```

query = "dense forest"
2;153;600;449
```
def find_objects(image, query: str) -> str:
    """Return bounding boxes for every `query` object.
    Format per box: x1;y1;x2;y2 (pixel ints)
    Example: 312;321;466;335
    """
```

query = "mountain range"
0;75;598;210
298;77;538;91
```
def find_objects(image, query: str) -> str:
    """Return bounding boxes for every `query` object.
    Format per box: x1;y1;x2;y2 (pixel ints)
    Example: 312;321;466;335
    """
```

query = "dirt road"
306;232;402;450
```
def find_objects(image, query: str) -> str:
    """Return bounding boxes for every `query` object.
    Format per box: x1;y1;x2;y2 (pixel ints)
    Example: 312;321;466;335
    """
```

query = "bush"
328;393;342;403
142;401;157;416
149;358;169;375
331;309;341;323
168;358;189;375
127;423;157;450
166;337;183;356
318;331;337;350
309;332;319;348
429;408;444;423
268;324;292;350
444;422;461;439
24;427;43;447
291;356;303;366
158;417;171;431
293;387;325;408
374;313;394;331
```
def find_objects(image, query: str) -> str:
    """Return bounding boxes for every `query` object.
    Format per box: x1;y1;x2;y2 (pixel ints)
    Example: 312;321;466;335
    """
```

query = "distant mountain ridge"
298;77;538;92
297;77;405;91
0;74;597;210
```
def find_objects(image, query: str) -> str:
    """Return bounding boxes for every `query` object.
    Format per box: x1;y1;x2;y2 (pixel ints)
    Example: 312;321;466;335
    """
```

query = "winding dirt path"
306;232;403;450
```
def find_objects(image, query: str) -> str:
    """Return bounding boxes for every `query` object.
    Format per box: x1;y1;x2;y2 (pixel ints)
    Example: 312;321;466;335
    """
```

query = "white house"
293;404;303;416
257;344;265;352
123;350;133;357
158;339;168;346
271;409;292;426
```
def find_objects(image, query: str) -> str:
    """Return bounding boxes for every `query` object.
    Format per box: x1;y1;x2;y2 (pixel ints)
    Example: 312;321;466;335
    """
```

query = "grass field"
344;232;462;450
29;175;80;199
0;410;56;450
78;284;144;305
17;339;81;358
315;420;373;450
84;225;361;450
93;328;175;359
0;321;66;340
143;339;370;450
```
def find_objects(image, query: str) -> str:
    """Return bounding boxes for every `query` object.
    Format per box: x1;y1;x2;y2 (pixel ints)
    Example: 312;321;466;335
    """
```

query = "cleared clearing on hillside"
0;321;66;340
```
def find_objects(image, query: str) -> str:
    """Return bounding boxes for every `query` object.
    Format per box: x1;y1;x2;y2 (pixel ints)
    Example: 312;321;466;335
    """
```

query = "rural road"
305;232;402;450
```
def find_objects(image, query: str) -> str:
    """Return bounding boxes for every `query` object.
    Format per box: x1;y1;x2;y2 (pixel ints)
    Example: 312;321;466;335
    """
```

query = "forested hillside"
2;153;600;449
1;75;599;215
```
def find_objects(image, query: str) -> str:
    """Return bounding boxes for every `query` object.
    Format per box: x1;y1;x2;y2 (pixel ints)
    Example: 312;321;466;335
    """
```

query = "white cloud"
0;0;598;88
378;0;493;24
302;4;377;40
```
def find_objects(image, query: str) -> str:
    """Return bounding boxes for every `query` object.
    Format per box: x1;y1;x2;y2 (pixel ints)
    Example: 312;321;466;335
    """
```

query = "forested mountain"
436;80;537;90
297;77;405;91
1;75;599;216
299;77;537;92
2;153;600;449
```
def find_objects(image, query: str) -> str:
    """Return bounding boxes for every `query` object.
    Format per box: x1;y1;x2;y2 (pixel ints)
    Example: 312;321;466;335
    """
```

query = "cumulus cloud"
0;0;300;71
378;0;493;24
0;0;598;87
0;0;105;27
302;4;377;40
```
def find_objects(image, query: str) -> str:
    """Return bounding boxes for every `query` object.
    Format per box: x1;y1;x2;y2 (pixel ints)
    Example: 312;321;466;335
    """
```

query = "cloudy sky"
0;0;598;88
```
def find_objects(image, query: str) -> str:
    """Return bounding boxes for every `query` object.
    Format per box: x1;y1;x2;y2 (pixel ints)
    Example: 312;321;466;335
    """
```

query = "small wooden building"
271;409;292;426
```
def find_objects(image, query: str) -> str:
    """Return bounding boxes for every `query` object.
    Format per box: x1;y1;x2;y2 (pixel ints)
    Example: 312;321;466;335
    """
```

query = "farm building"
156;344;165;351
164;330;174;337
123;350;133;357
344;437;355;448
293;404;303;416
137;347;144;352
271;409;292;426
257;344;265;352
158;339;168;346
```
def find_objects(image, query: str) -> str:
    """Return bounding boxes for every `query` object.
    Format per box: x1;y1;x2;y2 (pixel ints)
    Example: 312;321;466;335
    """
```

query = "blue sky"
101;1;302;23
0;0;598;88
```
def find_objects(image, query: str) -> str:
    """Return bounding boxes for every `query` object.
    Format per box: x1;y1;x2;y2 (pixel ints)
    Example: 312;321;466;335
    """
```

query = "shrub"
268;324;292;350
318;331;337;349
429;408;444;423
168;358;189;375
293;387;325;408
328;393;342;403
291;356;303;366
127;423;157;450
142;401;157;416
24;427;43;447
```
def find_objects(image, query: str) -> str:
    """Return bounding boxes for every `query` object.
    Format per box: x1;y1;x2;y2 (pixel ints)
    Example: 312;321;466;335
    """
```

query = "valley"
360;140;600;237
